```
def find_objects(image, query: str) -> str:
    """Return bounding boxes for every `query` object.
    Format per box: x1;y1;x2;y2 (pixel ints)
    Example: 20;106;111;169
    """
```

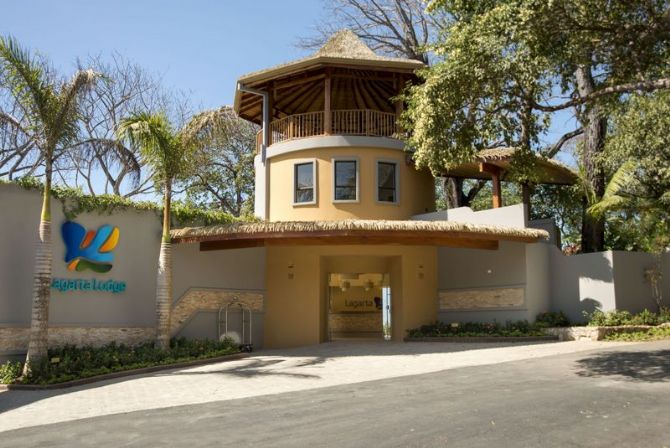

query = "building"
0;31;666;357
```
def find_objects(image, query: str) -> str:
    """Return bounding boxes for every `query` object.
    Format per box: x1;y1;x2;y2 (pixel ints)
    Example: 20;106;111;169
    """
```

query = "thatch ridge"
171;219;548;243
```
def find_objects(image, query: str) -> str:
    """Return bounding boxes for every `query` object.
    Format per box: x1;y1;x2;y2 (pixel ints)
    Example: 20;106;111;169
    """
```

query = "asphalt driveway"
1;340;669;446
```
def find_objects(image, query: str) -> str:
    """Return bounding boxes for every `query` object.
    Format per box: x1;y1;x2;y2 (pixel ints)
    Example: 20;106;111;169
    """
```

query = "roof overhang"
442;148;577;185
171;220;548;251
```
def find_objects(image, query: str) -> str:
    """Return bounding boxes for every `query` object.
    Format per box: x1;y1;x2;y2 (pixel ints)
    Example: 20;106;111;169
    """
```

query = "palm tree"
0;36;99;374
117;109;227;349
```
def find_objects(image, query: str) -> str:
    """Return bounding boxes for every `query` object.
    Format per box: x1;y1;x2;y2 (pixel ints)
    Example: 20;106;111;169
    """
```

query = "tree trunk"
575;64;606;253
23;166;53;375
444;177;461;208
155;182;173;350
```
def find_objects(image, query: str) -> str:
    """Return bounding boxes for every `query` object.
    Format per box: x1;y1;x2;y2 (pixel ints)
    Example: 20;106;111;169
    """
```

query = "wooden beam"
274;73;326;90
479;162;503;208
198;235;500;251
324;69;332;135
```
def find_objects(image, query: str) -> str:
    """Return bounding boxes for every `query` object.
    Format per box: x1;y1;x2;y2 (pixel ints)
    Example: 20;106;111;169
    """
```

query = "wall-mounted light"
288;262;294;280
364;280;374;291
340;281;351;292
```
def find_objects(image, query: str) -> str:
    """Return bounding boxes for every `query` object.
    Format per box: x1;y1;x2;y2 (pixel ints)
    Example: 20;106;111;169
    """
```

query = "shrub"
604;326;670;342
0;360;22;384
629;309;659;326
407;320;545;338
585;309;668;327
2;337;239;385
535;311;571;328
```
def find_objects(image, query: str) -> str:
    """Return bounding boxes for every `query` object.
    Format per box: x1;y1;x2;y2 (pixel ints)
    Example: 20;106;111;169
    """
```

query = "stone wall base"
0;327;155;353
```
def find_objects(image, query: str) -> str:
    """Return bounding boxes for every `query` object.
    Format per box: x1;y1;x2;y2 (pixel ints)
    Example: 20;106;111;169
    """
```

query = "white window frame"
292;159;317;206
375;158;400;205
331;157;360;203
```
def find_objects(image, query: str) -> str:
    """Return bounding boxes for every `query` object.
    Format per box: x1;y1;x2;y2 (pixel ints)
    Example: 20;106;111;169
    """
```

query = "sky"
0;0;577;182
0;0;324;109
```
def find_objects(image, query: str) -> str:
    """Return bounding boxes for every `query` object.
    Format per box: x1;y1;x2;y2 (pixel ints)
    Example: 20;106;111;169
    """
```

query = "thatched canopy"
171;219;548;251
234;30;424;124
442;147;577;185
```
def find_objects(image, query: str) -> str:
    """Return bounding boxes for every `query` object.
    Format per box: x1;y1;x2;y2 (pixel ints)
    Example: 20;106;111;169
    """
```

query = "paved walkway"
0;340;624;432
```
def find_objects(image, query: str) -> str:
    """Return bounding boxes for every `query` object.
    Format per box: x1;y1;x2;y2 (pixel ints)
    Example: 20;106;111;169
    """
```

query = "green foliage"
584;309;670;327
603;326;670;342
184;107;257;216
402;2;551;178
407;320;546;338
3;338;239;385
0;177;241;226
589;92;670;253
0;360;22;384
535;311;571;328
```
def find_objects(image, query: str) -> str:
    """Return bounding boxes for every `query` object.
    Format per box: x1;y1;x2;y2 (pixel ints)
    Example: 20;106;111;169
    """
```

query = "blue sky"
1;0;576;168
1;0;324;108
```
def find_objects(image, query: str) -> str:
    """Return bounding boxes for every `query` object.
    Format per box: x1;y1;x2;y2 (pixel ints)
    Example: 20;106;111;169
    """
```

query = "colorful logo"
62;221;120;273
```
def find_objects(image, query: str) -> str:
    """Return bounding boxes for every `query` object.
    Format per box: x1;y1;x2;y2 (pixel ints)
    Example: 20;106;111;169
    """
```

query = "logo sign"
62;221;119;272
52;221;126;294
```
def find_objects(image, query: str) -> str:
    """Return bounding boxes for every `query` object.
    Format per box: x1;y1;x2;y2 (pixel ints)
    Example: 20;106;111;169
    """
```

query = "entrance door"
327;273;391;340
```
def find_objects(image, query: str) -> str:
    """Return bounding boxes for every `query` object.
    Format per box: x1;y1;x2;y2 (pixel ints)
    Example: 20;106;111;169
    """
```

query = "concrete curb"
0;352;251;391
404;335;558;343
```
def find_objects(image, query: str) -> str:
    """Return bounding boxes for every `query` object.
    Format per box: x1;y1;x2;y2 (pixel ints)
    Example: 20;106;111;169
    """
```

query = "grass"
603;326;670;342
0;337;240;385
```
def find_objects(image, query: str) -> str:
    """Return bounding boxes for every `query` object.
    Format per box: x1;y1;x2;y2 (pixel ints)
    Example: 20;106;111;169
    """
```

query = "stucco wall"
437;241;532;323
264;245;437;348
267;147;435;221
0;184;162;327
0;184;266;353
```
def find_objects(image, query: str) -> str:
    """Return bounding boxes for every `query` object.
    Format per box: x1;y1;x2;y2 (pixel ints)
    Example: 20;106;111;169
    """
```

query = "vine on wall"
1;177;249;227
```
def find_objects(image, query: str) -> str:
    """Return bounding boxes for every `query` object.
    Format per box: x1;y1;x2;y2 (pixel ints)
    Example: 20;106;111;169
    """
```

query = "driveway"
0;339;634;433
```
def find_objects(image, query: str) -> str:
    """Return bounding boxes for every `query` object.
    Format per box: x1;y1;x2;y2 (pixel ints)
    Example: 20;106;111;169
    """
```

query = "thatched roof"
442;147;577;185
171;219;548;251
237;30;423;85
234;30;424;124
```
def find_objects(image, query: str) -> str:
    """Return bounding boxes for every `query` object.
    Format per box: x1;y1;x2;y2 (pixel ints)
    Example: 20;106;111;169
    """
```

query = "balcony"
255;109;398;154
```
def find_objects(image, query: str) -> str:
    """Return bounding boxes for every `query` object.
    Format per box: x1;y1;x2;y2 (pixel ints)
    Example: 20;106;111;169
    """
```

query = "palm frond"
0;35;55;129
587;160;638;217
50;69;100;149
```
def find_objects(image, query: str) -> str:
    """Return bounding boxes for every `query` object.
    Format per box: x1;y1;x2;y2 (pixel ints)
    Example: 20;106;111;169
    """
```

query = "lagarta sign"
51;221;127;294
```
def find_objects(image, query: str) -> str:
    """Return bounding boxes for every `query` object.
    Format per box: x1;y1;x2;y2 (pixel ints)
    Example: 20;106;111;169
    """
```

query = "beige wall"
267;147;435;221
264;245;437;348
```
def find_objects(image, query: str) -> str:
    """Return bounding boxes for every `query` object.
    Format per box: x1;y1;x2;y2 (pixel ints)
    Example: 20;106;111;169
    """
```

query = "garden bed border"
0;352;250;390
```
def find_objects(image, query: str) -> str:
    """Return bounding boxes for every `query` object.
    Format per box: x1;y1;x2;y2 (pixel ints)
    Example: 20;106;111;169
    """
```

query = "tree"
589;91;670;252
184;107;257;216
63;54;175;197
299;0;445;63
0;36;99;372
117;108;228;349
406;0;670;252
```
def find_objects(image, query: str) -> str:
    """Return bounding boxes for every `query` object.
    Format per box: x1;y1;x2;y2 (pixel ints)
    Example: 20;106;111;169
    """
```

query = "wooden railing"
255;109;397;153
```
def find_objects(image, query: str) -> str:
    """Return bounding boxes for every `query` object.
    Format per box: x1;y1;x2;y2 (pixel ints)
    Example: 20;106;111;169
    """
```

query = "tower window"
333;159;358;202
377;161;398;203
294;161;316;204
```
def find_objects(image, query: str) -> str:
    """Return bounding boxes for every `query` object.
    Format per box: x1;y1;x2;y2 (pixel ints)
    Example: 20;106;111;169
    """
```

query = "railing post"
324;69;332;135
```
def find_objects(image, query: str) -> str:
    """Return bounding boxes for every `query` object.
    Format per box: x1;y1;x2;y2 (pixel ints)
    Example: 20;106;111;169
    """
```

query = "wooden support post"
394;74;404;134
268;85;274;145
324;69;332;135
479;162;503;208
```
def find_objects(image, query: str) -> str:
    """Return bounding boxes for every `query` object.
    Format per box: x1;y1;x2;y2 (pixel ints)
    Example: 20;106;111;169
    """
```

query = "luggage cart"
218;300;253;352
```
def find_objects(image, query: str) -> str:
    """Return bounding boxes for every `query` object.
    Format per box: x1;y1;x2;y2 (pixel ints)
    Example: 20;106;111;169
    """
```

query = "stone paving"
0;340;625;432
